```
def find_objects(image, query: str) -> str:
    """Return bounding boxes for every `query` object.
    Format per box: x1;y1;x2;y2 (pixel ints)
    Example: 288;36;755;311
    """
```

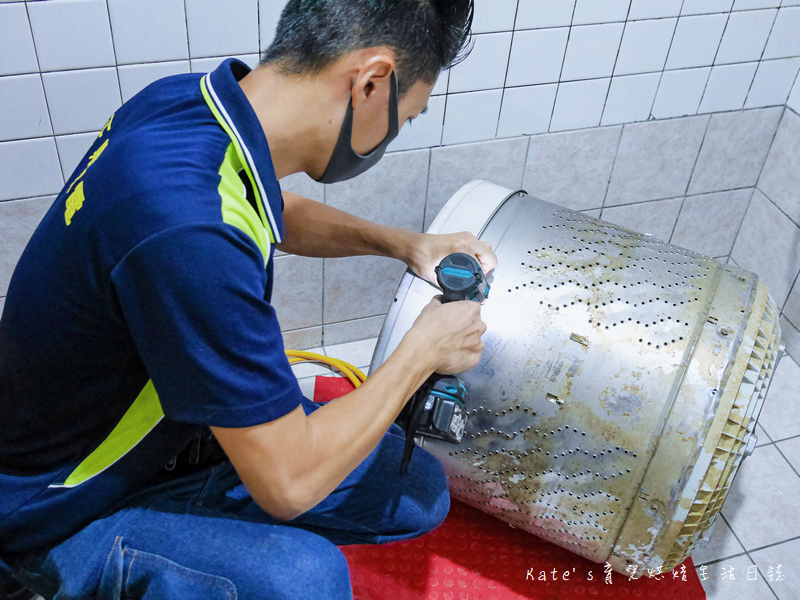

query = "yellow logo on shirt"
63;134;111;226
64;181;85;226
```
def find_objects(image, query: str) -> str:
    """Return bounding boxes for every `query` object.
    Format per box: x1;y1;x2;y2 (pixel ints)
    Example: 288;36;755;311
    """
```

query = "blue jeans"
5;399;450;600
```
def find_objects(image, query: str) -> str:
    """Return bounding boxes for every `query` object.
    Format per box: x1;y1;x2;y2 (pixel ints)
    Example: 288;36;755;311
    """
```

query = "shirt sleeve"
110;222;304;427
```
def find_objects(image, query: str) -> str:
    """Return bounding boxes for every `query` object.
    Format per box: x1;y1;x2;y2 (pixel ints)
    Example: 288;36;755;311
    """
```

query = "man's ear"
351;52;395;108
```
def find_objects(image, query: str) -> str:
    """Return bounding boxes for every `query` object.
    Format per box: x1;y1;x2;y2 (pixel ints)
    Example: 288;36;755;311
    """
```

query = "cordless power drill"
396;252;490;473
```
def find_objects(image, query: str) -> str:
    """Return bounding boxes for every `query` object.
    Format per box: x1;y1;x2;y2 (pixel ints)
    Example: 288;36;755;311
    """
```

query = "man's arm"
212;297;486;521
277;191;497;284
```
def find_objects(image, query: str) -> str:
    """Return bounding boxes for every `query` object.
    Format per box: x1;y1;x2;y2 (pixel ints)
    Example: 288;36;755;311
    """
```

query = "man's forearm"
212;331;438;521
277;191;419;262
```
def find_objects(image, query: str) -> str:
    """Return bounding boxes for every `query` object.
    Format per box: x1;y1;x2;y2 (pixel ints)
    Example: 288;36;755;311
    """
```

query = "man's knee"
114;530;352;600
404;446;451;536
264;531;352;600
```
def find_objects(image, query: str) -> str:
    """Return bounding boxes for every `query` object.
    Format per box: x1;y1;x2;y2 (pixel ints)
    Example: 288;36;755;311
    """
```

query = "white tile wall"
1;0;799;367
190;55;260;74
442;90;503;144
472;0;518;33
560;23;625;81
41;68;122;135
0;3;38;76
515;0;575;29
762;6;800;59
28;0;115;72
715;9;777;64
447;33;513;93
118;61;191;103
745;57;800;107
185;0;259;59
652;67;712;118
259;0;284;52
506;28;570;86
497;84;558;136
389;95;446;151
665;14;729;70
699;62;759;112
614;18;677;76
550;77;610;130
55;131;98;180
789;73;800;110
432;71;449;96
0;74;52;141
572;0;631;25
601;72;660;124
0;138;63;202
3;0;798;208
107;0;189;65
628;0;683;20
733;0;780;8
682;0;735;14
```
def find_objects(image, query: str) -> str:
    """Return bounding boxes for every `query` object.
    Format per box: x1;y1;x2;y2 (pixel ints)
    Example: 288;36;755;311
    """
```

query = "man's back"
0;62;300;554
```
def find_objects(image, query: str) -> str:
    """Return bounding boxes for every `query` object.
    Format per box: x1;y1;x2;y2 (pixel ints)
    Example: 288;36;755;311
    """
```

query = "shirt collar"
203;58;283;243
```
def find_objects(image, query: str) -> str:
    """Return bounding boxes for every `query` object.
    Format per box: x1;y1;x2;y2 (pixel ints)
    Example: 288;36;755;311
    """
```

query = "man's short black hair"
261;0;474;96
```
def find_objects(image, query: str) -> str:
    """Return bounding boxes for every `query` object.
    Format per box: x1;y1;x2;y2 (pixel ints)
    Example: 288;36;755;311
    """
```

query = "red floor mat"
341;500;704;600
314;376;706;600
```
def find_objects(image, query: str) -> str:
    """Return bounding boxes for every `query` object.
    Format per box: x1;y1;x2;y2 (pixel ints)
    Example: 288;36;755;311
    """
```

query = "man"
0;0;494;598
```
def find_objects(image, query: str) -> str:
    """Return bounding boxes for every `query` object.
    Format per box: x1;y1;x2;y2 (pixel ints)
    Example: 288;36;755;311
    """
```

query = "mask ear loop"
314;69;400;183
349;69;399;159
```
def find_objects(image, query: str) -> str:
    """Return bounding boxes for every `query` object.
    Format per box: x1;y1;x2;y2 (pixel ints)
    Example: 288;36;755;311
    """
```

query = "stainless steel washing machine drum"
370;181;784;576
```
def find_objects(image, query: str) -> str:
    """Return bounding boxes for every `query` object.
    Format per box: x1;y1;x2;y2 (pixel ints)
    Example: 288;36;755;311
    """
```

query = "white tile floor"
303;340;800;600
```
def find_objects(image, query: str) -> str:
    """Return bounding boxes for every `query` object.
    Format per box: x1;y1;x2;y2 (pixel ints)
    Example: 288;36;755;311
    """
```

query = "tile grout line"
751;101;788;200
421;148;432;232
646;0;685;119
600;124;625;217
695;10;732;111
731;185;758;252
182;0;193;71
24;1;64;186
546;0;578;133
717;477;797;600
519;134;532;190
755;160;800;230
8;57;799;83
666;112;712;243
102;0;123;107
8;100;780;152
742;7;781;109
438;73;448;147
772;442;800;479
783;268;800;316
598;2;633;126
494;0;521;139
745;547;781;599
256;0;261;61
787;65;800;111
744;533;800;557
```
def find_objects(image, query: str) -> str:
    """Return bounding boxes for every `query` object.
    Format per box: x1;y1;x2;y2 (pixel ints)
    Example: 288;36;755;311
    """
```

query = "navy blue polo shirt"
0;59;305;553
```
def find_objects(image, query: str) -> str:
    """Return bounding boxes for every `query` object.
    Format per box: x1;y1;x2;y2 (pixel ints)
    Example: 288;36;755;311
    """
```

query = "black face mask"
315;71;400;184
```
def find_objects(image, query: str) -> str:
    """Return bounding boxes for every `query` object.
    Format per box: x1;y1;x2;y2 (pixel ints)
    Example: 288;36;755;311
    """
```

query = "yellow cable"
285;350;366;389
287;354;364;389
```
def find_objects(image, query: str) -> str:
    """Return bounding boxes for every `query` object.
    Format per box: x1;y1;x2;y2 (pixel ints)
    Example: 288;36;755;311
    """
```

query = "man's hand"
404;231;497;288
408;295;487;375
